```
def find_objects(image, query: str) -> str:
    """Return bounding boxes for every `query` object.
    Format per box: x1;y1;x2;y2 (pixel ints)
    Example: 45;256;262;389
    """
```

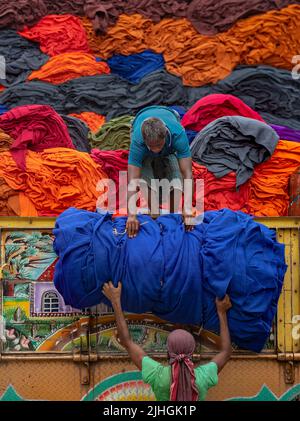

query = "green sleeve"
141;356;162;386
200;362;219;389
173;129;191;159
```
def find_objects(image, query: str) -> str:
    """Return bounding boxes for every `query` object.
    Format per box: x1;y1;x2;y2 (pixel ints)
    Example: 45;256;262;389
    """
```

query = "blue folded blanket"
53;207;286;352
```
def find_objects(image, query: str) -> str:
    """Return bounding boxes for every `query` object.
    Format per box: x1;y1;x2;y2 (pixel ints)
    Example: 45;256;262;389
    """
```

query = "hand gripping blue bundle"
53;207;287;352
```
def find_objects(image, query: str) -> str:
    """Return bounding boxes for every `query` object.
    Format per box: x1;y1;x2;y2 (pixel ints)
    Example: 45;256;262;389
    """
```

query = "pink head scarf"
167;329;199;401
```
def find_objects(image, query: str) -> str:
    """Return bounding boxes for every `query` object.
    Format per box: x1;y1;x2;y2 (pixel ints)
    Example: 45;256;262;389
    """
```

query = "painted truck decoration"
0;217;299;401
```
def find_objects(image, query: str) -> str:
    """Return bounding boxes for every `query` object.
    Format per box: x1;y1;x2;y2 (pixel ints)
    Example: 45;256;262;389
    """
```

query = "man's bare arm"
127;165;142;238
211;295;232;373
102;282;146;370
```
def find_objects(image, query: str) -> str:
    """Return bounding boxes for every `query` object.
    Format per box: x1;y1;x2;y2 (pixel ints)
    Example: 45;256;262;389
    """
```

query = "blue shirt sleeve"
128;134;146;167
173;129;191;159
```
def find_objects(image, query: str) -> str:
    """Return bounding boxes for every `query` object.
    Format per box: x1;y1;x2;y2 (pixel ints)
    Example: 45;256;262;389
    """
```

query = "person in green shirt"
102;281;232;401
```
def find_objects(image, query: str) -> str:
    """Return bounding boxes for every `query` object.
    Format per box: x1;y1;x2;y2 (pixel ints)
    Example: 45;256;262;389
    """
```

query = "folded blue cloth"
107;50;165;84
186;129;197;144
0;105;7;115
53;207;286;352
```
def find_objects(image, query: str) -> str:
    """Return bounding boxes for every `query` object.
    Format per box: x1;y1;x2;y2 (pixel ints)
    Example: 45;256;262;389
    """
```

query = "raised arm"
126;164;142;238
211;295;232;373
178;157;194;231
102;281;146;370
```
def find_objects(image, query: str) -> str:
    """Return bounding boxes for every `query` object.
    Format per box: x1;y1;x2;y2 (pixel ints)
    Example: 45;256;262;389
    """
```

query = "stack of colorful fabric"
0;4;299;218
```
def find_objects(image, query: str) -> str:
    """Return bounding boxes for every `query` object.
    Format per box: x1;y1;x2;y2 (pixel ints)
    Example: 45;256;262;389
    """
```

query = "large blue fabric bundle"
107;50;165;84
53;207;286;352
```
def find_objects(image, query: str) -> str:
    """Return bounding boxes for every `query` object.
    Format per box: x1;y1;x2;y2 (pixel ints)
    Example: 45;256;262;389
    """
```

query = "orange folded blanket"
0;177;38;217
246;140;300;216
0;129;13;152
0;148;107;216
28;52;110;84
69;112;106;133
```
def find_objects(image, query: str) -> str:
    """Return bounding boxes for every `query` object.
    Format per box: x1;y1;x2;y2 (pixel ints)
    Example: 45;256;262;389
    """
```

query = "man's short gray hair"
141;118;167;147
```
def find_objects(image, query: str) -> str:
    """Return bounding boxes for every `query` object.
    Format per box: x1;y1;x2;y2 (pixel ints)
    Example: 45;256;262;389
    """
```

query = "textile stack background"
0;2;300;217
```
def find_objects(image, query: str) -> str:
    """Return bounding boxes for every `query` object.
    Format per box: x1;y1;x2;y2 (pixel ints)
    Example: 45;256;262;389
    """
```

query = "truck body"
0;216;299;401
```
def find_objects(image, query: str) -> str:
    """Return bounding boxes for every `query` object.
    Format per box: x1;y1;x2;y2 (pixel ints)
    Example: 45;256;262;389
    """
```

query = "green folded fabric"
88;115;134;150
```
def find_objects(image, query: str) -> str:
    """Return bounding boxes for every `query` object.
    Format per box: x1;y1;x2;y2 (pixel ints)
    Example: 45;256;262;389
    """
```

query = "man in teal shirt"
127;105;193;237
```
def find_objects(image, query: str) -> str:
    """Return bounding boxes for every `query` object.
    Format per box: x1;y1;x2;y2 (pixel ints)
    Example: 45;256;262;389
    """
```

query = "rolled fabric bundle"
210;66;300;130
89;115;133;150
0;105;74;170
69;112;106;133
61;115;91;153
43;0;85;15
191;116;279;188
0;0;47;30
169;105;186;119
270;124;300;143
247;140;300;216
83;0;123;35
0;148;107;216
53;207;286;352
0;177;38;217
0;80;65;113
186;130;197;144
91;149;129;180
0;105;7;114
107;50;164;84
0;30;49;87
81;14;152;58
91;149;129;210
192;162;249;212
183;66;300;130
19;14;90;56
0;70;186;119
182;94;264;132
122;0;188;23
62;70;188;118
28;52;110;84
0;128;13;152
187;0;295;35
84;70;186;117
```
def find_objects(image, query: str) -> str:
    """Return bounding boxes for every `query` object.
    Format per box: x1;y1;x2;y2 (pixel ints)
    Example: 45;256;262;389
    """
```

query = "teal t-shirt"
128;106;191;167
142;356;218;401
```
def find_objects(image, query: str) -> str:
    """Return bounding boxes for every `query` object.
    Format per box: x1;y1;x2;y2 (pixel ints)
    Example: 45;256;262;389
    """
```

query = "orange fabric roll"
0;177;38;217
0;148;107;216
19;15;90;56
69;112;106;133
245;140;300;217
0;129;13;152
82;5;300;86
82;14;152;58
28;52;110;84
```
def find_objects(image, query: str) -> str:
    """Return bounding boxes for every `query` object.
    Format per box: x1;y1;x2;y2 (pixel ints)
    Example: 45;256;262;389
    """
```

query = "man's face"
147;138;166;154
